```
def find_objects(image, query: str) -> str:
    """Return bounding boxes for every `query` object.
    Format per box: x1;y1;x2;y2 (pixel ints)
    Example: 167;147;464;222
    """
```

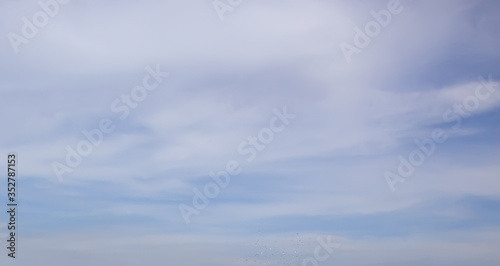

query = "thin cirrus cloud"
0;0;500;265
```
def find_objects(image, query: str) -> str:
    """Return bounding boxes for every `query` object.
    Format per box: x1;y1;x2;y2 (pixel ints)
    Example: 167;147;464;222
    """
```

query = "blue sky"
1;0;500;265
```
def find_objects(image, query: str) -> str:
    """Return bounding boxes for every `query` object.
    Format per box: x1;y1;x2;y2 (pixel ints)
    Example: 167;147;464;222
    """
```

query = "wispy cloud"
1;0;500;265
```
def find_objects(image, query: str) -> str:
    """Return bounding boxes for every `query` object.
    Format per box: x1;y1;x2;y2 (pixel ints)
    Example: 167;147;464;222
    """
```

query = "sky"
0;0;500;265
